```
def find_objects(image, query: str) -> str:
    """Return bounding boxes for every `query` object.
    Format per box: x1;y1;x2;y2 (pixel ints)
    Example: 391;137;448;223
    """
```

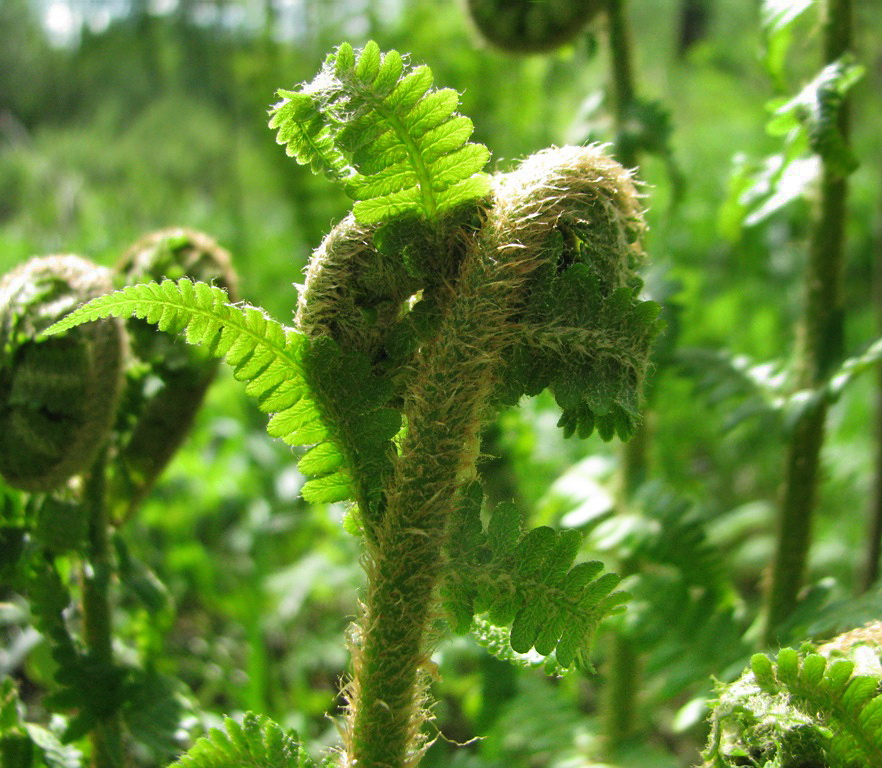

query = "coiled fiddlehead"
703;622;882;768
113;228;238;515
487;145;652;440
0;255;124;492
466;0;603;54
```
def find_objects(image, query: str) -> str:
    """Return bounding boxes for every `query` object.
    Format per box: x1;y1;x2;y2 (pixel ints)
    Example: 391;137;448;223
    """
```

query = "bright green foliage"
760;0;815;85
682;335;882;435
722;50;863;231
826;336;882;401
44;279;400;515
628;489;729;597
442;482;627;671
269;40;491;224
170;713;317;768
704;645;882;767
678;348;788;431
588;484;751;697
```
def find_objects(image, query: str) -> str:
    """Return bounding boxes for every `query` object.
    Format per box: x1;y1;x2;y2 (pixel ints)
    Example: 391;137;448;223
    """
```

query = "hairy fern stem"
345;226;534;766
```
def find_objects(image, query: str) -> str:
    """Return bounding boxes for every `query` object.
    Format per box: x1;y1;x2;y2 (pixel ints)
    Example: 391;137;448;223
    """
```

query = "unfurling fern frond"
44;280;398;512
442;483;627;671
269;40;491;224
703;624;882;767
0;256;124;492
466;0;603;54
489;146;660;442
171;713;317;768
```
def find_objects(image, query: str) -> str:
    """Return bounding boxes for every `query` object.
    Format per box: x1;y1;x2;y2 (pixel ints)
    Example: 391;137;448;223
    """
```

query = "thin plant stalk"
601;0;643;749
81;451;125;768
762;0;853;645
862;156;882;591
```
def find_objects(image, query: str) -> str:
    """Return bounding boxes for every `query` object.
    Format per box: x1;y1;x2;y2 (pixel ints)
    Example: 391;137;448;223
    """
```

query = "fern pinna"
47;41;659;768
269;40;490;225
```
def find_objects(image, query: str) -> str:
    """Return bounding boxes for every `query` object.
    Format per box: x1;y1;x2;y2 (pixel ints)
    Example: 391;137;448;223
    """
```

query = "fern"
269;40;491;224
704;640;882;767
38;42;657;768
489;148;660;442
766;54;864;176
44;279;398;516
170;713;318;768
442;482;627;671
677;348;787;431
17;553;128;744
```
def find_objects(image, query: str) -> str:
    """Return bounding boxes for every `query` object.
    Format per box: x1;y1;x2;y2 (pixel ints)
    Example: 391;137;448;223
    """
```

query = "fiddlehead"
113;228;238;516
703;622;882;768
466;0;603;54
0;255;124;492
487;145;655;441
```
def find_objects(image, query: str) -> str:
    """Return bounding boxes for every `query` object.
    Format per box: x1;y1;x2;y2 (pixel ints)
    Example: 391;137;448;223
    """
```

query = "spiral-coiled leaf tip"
0;255;124;492
466;0;603;54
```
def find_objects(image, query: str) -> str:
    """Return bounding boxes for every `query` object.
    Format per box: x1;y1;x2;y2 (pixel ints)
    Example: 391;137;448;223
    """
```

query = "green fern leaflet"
269;40;491;224
170;712;319;768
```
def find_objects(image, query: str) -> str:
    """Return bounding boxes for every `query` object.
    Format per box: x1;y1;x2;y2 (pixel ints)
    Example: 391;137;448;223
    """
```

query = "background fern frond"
171;712;314;768
766;54;865;176
269;40;491;224
442;483;626;671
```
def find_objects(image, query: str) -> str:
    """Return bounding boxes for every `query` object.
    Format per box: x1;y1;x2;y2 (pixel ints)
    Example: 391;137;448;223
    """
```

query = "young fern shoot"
47;41;660;768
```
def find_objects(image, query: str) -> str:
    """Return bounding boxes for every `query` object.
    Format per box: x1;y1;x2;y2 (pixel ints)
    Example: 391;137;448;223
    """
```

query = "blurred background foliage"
1;0;881;766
